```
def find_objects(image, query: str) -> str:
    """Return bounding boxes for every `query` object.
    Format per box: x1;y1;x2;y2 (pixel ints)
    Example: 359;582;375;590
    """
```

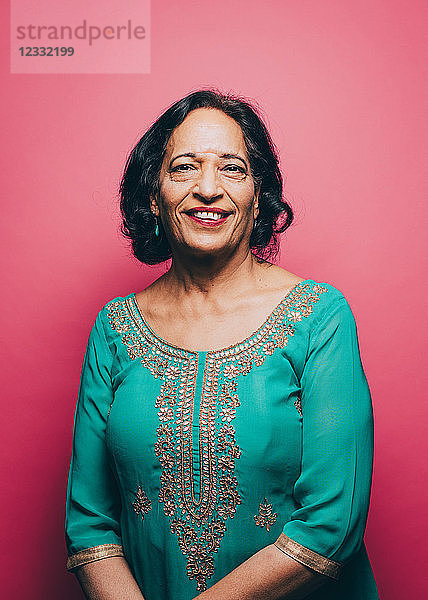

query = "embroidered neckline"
130;278;314;356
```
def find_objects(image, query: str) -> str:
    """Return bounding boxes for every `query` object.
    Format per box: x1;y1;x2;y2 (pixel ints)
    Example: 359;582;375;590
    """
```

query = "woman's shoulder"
101;291;135;309
300;278;358;331
305;278;348;303
257;265;355;333
260;264;341;296
90;291;137;330
267;265;348;308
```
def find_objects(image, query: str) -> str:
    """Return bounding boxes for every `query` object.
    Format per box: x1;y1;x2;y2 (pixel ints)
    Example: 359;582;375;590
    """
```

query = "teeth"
192;211;224;221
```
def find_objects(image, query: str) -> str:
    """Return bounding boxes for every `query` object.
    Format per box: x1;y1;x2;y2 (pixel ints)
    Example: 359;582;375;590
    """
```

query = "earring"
154;216;160;237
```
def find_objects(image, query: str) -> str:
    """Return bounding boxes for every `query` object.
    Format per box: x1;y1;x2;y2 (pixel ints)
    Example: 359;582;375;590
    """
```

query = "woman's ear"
150;196;159;217
253;191;260;220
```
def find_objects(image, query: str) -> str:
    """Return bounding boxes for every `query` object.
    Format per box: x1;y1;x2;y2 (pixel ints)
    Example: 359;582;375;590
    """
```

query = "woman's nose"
194;166;223;201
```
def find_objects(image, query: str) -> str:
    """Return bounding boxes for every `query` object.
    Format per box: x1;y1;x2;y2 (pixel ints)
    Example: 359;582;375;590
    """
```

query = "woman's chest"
106;351;303;480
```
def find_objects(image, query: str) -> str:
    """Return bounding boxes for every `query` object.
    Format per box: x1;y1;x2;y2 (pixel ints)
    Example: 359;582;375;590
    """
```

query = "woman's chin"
178;238;239;260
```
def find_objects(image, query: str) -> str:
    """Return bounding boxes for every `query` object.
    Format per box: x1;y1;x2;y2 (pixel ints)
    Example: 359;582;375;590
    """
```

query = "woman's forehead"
165;108;247;158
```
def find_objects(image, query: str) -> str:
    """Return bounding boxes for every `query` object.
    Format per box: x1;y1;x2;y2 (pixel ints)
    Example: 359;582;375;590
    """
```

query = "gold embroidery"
254;498;277;531
294;396;302;417
66;543;124;571
274;532;342;579
106;281;327;591
132;486;152;521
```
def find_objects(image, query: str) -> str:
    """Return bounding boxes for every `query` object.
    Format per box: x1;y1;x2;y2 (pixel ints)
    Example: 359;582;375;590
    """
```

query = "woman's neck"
162;247;264;302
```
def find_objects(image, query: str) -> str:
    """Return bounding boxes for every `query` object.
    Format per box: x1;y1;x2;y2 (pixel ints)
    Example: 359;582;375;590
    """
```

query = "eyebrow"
169;152;248;169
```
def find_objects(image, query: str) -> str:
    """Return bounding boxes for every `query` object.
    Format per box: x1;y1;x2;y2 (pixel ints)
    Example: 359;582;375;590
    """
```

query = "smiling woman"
118;90;293;265
64;90;379;600
151;107;260;262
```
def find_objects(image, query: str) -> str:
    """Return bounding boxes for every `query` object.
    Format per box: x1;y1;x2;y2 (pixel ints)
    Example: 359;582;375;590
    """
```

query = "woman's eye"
169;164;197;179
222;164;247;178
171;164;197;172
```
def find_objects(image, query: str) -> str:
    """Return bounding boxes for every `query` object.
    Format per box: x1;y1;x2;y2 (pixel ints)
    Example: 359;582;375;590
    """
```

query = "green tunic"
65;279;379;599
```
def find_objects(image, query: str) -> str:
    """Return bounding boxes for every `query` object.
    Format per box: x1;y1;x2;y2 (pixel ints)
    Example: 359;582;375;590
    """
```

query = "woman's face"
152;108;259;259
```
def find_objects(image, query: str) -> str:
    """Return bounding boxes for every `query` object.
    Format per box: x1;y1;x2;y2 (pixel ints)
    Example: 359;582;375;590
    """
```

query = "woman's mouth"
184;208;232;227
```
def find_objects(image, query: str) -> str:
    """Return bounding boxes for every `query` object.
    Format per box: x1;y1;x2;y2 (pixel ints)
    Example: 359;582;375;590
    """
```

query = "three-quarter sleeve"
65;310;124;571
274;296;374;580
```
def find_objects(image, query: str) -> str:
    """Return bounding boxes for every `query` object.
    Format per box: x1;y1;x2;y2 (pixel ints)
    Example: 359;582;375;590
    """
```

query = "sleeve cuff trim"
66;543;124;571
273;533;342;580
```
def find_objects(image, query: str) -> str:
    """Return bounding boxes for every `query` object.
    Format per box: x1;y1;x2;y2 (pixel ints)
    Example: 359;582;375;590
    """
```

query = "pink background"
1;1;427;598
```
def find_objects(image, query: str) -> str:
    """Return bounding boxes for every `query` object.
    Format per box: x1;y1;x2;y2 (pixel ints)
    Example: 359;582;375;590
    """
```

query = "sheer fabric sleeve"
65;310;124;571
274;297;374;580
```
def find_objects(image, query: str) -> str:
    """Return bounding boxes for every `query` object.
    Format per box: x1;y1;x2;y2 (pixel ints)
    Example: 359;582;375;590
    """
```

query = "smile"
185;208;232;227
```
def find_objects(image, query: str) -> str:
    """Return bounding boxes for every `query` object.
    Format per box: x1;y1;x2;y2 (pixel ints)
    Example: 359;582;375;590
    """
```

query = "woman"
65;90;379;600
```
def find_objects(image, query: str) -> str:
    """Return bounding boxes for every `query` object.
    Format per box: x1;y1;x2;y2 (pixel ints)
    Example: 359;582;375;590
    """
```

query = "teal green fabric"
65;279;379;599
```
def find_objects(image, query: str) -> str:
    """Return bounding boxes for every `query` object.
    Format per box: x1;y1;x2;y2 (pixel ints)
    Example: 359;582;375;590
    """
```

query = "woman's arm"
65;312;140;597
75;557;145;600
193;544;325;600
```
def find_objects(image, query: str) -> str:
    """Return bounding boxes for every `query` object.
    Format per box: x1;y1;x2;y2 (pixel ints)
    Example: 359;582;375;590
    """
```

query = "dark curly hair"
119;89;294;264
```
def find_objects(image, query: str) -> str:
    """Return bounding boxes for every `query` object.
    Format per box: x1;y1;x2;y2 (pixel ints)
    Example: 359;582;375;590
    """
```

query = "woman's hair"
119;89;294;264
